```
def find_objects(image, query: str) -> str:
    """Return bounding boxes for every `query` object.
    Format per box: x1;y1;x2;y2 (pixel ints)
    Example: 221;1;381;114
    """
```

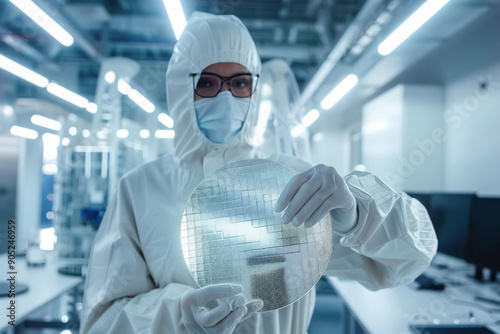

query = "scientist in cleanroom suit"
81;12;437;334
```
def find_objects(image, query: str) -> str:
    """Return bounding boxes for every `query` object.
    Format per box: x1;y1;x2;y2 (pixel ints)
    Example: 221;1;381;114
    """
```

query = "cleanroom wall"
443;61;500;196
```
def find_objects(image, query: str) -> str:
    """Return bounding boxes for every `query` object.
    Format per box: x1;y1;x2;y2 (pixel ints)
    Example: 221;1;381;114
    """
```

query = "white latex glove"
274;164;357;231
181;283;263;334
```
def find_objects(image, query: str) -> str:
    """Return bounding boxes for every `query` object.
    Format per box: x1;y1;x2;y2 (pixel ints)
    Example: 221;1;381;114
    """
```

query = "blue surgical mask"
194;91;250;144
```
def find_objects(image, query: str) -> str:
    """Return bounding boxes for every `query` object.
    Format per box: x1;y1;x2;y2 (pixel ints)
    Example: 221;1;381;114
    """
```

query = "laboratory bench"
327;253;500;334
0;251;84;333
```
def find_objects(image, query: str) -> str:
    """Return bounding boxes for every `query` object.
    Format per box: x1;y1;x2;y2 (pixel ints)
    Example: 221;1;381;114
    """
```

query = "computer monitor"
405;192;431;212
428;193;476;260
466;197;500;281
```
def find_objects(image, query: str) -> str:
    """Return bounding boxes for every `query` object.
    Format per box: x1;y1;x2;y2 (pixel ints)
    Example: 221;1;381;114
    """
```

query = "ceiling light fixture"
2;105;14;116
116;129;129;138
104;71;116;84
158;113;174;128
128;89;155;113
155;129;175;139
377;0;450;56
302;109;320;127
291;124;306;138
31;114;61;131
320;74;358;110
162;0;187;40
8;0;74;46
47;83;88;108
10;125;38;139
117;79;132;94
0;54;49;87
86;102;98;113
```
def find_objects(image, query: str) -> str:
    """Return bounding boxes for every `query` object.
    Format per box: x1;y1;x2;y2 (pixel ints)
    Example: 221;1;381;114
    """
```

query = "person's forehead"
202;62;249;75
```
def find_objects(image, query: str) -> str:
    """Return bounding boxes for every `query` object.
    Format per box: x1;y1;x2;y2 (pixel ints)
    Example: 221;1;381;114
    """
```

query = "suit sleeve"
80;176;192;334
325;171;438;291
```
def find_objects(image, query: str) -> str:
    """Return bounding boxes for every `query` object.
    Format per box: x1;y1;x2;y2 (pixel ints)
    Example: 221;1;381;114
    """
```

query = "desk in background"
0;252;84;333
327;253;500;334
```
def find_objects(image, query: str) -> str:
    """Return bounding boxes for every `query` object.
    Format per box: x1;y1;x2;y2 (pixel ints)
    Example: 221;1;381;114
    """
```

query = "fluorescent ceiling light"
68;126;77;136
377;0;450;56
116;129;129;138
117;79;156;113
302;109;320;127
291;124;306;138
47;83;88;108
0;54;49;87
104;71;116;84
2;105;14;116
158;113;174;128
320;74;358;110
10;125;38;139
140;129;150;139
61;137;70;146
31;114;61;131
155;129;175;138
128;89;155;113
86;102;98;113
9;0;74;46
118;79;132;94
82;129;90;137
162;0;187;40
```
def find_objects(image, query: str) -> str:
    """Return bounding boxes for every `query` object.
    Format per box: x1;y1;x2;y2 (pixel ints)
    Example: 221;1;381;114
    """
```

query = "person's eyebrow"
201;71;251;76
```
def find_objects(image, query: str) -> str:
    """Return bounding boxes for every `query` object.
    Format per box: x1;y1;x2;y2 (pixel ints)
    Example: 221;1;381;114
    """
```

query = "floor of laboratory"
308;276;343;333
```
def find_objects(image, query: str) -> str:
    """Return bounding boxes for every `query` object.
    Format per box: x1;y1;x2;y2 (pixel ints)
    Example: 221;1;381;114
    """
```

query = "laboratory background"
0;0;500;333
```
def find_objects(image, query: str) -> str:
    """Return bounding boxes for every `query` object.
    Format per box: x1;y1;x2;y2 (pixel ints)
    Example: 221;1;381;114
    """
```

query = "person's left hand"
274;164;357;229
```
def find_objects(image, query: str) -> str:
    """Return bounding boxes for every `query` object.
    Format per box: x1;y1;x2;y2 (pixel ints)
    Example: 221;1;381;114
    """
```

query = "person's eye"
232;77;251;88
197;77;217;88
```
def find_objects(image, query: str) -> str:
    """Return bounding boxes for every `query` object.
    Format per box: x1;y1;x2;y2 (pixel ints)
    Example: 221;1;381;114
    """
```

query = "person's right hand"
181;283;263;334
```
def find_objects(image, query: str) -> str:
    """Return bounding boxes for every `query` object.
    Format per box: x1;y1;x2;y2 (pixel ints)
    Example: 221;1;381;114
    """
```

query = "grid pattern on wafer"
181;159;332;311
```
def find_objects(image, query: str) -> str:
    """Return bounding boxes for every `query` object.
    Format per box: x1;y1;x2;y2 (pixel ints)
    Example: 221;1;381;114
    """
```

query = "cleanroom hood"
166;12;262;174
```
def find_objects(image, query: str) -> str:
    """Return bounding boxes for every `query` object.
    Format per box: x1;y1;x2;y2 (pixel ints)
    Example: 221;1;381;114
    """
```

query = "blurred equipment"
53;58;146;265
406;191;500;282
428;193;476;260
181;159;332;312
80;206;106;231
53;147;110;262
252;59;311;161
410;324;495;334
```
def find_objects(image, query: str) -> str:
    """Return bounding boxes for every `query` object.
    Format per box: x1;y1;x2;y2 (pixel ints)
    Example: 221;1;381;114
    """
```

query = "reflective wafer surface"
181;159;332;311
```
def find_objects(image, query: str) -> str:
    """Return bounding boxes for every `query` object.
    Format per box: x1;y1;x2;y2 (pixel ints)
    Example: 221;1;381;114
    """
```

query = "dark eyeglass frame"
189;72;260;98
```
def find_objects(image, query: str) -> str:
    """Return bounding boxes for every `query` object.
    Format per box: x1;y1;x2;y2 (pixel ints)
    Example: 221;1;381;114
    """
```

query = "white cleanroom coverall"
81;13;438;334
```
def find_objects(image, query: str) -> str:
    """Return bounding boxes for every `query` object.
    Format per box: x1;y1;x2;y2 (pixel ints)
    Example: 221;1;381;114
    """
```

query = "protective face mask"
194;91;250;144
